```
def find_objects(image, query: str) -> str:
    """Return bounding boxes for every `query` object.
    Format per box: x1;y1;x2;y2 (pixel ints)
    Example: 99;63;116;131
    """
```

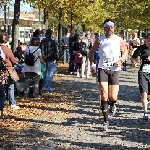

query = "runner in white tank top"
98;34;121;71
89;19;128;131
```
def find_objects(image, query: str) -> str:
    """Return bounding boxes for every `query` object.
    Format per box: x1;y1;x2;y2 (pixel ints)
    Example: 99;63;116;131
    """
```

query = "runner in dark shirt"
132;44;149;69
131;34;150;120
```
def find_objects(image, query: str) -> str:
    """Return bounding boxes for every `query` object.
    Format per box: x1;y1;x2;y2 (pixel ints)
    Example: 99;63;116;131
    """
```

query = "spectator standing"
22;37;44;98
73;34;82;77
68;30;75;73
0;47;6;118
0;32;19;109
40;29;58;91
61;32;70;63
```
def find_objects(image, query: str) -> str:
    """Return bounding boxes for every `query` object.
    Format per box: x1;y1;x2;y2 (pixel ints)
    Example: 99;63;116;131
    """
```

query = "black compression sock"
101;101;108;122
109;100;116;107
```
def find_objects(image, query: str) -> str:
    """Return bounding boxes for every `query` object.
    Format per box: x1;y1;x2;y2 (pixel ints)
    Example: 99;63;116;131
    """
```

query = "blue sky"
20;2;31;12
11;0;31;12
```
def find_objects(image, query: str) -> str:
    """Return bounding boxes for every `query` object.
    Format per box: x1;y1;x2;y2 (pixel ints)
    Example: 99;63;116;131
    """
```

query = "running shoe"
143;112;148;120
109;104;117;116
101;122;109;131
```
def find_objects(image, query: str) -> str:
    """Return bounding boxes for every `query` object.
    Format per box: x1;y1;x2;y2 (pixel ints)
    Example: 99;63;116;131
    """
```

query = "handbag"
0;71;7;85
8;68;19;82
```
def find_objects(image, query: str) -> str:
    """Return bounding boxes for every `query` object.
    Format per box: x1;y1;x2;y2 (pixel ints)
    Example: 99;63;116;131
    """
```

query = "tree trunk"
58;22;62;52
44;8;48;29
11;0;20;52
3;4;7;33
58;8;62;55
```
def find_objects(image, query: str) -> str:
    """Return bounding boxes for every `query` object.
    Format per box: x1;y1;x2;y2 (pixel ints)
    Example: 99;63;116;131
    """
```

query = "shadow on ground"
1;73;149;150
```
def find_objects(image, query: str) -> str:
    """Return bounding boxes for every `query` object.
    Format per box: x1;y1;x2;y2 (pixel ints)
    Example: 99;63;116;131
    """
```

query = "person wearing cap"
89;18;128;131
131;33;150;120
40;29;58;92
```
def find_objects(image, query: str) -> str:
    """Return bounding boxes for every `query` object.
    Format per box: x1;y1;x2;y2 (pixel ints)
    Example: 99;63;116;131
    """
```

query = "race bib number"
102;62;115;68
142;64;150;73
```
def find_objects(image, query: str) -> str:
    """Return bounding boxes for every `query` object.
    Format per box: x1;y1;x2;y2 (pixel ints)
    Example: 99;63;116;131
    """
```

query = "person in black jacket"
40;29;58;91
68;30;75;73
131;33;150;120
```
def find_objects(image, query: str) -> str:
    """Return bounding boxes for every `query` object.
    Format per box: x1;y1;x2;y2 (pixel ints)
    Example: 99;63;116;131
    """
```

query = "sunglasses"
105;25;114;29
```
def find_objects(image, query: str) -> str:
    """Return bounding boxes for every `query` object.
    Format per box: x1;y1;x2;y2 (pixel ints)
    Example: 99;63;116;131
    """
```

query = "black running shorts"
138;71;150;94
98;68;119;85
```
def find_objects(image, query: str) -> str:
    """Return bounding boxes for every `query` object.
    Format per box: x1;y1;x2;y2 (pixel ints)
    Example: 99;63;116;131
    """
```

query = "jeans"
0;85;5;110
5;82;16;106
42;61;54;89
9;83;16;106
63;48;70;63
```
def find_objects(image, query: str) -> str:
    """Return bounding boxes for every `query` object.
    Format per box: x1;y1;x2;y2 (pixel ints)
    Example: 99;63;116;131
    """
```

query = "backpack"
25;47;39;66
79;40;88;56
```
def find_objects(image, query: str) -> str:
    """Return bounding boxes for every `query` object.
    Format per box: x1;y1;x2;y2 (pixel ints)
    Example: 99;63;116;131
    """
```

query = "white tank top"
98;34;121;71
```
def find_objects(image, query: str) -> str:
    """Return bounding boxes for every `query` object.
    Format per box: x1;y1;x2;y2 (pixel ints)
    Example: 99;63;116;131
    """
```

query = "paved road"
2;66;150;150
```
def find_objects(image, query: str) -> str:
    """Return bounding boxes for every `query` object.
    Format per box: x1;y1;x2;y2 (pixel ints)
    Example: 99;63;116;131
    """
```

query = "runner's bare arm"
131;46;140;63
89;39;100;62
119;39;128;62
137;38;140;46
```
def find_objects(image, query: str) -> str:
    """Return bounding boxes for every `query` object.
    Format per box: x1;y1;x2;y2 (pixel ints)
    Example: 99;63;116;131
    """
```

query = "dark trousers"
68;54;75;72
0;85;5;110
24;72;40;96
39;79;43;95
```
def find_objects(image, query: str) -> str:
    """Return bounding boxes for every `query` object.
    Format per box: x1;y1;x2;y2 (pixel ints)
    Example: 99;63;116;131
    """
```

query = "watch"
119;60;123;63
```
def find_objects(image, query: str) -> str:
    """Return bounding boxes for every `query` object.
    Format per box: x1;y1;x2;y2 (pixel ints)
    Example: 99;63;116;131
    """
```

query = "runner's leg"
108;71;119;116
99;69;109;130
138;71;149;120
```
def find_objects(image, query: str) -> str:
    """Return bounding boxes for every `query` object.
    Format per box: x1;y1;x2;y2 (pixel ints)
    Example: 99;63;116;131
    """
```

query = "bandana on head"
104;21;114;27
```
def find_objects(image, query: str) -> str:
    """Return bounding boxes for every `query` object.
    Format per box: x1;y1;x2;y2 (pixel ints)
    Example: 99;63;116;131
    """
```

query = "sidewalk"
0;66;150;150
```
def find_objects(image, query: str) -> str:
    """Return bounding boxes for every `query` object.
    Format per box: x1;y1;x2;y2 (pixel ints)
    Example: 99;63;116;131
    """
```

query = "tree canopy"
1;0;150;32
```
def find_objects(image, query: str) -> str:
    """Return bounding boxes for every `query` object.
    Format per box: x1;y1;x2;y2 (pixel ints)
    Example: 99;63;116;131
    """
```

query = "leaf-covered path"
0;67;150;150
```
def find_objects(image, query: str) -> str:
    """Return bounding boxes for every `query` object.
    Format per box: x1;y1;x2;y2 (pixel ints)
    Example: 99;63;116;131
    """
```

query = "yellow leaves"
22;0;150;32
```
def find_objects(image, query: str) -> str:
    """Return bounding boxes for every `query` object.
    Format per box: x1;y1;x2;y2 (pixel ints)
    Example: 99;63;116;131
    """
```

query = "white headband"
104;21;114;27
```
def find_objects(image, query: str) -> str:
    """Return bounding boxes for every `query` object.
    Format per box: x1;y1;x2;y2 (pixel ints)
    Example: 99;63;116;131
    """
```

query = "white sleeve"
38;48;42;57
0;48;5;59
